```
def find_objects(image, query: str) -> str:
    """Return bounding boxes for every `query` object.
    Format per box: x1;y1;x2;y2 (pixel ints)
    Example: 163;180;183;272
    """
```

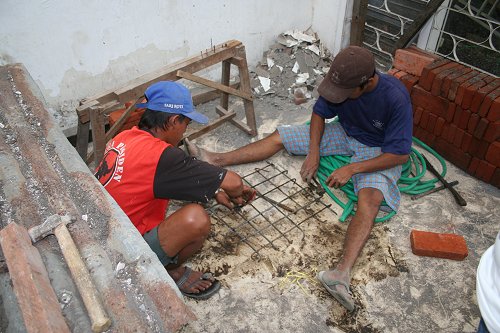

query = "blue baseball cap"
136;81;209;124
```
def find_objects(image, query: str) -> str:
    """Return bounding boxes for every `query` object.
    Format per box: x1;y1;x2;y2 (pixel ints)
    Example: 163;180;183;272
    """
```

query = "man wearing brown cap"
186;46;413;310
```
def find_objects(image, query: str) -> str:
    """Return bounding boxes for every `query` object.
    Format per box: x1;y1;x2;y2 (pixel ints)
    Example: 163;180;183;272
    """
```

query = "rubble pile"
250;29;332;104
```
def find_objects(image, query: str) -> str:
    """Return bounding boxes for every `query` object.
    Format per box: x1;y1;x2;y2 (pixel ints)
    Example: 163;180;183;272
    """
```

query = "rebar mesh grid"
208;162;334;260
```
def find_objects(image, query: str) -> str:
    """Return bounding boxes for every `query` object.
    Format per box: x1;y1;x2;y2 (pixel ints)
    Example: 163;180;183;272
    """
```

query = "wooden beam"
183;110;236;141
176;70;253;101
350;0;369;46
89;106;106;166
392;0;446;53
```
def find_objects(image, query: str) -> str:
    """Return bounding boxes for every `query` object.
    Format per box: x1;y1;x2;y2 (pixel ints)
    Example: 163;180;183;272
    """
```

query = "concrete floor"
177;94;499;333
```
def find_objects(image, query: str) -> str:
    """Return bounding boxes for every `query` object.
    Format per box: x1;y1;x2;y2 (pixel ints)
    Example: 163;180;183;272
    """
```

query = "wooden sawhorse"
75;40;257;166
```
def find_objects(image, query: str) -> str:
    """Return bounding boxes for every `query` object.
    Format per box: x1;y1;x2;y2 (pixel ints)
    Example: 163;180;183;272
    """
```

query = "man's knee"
182;203;211;237
357;188;384;213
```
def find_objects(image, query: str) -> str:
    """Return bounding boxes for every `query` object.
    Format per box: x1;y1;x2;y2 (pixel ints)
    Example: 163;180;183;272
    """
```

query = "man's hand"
326;165;354;188
300;152;320;183
214;185;256;209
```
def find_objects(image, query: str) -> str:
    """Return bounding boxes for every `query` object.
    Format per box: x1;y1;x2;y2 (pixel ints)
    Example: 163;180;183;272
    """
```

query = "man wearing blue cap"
95;81;255;300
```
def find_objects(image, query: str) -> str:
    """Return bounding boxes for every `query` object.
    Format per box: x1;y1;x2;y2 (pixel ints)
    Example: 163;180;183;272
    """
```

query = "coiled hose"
316;137;447;223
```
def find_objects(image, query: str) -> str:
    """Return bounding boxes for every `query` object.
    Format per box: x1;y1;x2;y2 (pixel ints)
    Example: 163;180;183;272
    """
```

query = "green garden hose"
317;136;448;223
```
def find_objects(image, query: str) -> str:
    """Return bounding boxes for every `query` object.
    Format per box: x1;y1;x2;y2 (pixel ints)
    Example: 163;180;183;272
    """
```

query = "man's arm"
326;153;409;188
300;112;325;182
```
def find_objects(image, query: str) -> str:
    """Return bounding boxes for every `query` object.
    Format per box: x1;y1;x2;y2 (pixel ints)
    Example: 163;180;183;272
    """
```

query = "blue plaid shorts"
277;122;402;211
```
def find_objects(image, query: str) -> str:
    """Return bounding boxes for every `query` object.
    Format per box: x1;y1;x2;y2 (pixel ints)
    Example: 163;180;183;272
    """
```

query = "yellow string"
278;268;319;295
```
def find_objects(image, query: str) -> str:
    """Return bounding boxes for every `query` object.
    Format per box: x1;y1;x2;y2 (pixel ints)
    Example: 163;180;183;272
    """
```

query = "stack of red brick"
389;46;500;188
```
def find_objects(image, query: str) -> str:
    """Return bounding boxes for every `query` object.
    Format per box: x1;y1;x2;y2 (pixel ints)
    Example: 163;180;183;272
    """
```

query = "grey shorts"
143;226;179;266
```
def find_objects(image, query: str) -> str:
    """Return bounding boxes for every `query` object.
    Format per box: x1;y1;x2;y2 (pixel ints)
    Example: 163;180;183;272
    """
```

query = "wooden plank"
215;105;253;135
77;40;242;119
78;100;120;124
89;106;106;166
176;70;253;101
392;0;446;53
234;46;257;136
76;120;90;160
350;0;369;46
0;223;70;333
183;110;236;141
220;59;231;109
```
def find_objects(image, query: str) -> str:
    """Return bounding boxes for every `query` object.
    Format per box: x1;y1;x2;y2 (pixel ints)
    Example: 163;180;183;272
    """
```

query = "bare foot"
184;138;219;165
168;266;214;294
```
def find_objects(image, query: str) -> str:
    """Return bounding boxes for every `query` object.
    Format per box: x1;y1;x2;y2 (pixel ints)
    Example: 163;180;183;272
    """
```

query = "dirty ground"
174;90;499;333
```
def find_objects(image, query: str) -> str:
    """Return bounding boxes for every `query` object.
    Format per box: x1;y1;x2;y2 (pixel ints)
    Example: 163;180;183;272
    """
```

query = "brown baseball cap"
317;46;375;103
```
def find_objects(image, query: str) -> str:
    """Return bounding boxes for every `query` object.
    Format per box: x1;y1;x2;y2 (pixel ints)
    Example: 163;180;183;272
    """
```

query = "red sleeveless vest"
95;127;170;235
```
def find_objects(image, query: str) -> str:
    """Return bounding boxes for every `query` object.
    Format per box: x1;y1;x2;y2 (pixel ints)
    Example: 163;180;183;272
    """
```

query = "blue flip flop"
176;267;221;300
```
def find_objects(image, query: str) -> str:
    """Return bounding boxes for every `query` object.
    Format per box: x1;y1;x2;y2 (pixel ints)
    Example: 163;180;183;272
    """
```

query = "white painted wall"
0;0;349;133
312;0;352;54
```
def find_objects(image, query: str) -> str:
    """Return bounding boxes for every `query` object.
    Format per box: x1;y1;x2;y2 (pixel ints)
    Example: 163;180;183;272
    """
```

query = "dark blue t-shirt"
313;73;413;155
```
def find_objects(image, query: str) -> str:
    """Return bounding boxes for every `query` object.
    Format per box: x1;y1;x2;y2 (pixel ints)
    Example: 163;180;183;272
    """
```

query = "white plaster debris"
305;44;321;56
81;214;88;222
116;262;126;272
0;123;4;129
258;76;271;92
292;61;300;73
266;57;274;69
296;73;309;84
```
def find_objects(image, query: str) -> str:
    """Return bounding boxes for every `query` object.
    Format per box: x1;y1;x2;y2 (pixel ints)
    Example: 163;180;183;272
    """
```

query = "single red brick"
468;137;489;160
473;118;489;139
413;126;426;141
484;121;500;143
458;109;471;130
421;109;431;130
446;124;458;143
476;160;496;183
467;157;480;175
435;137;472;170
393;48;439;76
401;74;419;93
479;88;500;117
427;113;438;133
470;78;500;112
420;59;452;91
441;123;450;141
453;128;465;148
461;132;473;152
491;168;500;189
430;62;462;96
485;141;500;167
468;113;480;134
487;97;500;122
446;103;456;123
435;117;446;136
453;106;463;127
410;229;468;261
414;106;424;125
411;86;449;118
423;131;436;146
448;70;480;101
441;65;472;99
